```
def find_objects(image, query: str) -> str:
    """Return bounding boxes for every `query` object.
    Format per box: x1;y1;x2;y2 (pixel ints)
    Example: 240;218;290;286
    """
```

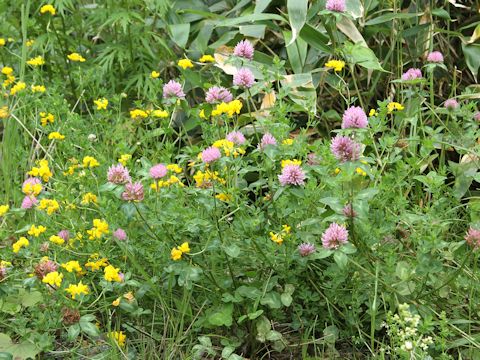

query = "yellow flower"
0;38;5;46
387;102;404;113
178;59;193;70
38;199;60;215
211;100;243;117
282;139;294;145
212;139;235;157
39;112;54;126
82;156;99;168
3;74;15;87
150;71;160;79
0;106;8;119
28;159;52;182
215;193;232;202
167;164;182;173
22;182;42;196
123;292;134;302
48;131;65;140
0;205;9;216
369;109;378;117
42;271;63;287
118;154;131;166
269;232;283;245
12;237;29;253
193;170;225;188
355;167;367;177
112;298;120;307
325;60;345;72
61;260;83;273
31;84;46;93
81;192;98;205
282;224;291;234
104;265;122;282
67;53;86;62
10;81;26;95
2;67;13;75
85;258;108;271
151;109;168;118
281;159;302;168
130;108;148;119
199;55;215;63
334;168;341;175
178;242;190;254
171;247;183;261
108;331;126;347
28;224;47;237
65;281;89;299
26;56;45;66
199;109;206;119
87;219;109;240
93;98;108;110
26;39;35;47
49;235;65;245
40;4;56;15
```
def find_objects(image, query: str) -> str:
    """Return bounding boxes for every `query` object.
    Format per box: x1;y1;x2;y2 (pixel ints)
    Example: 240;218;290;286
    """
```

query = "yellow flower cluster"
130;109;148;119
94;98;108;110
2;66;15;88
81;192;98;205
355;167;367;176
38;199;60;215
28;224;46;237
12;237;29;253
108;331;126;347
31;84;46;93
104;265;122;282
150;71;160;79
23;182;42;196
67;53;86;62
151;175;184;191
215;193;232;202
49;235;65;245
118;154;131;166
27;56;45;66
0;106;8;119
171;242;190;261
40;4;56;15
178;59;193;70
26;39;35;47
387;102;404;113
28;159;52;182
87;219;109;240
369;109;378;117
40;112;54;126
82;156;99;168
269;224;291;245
0;38;5;46
167;164;182;173
65;281;89;299
0;205;9;216
193;170;225;188
48;132;65;140
42;271;63;287
85;257;108;271
151;109;169;118
211;100;242;117
10;81;26;95
281;159;302;168
282;138;294;145
61;260;83;273
325;59;346;72
199;55;215;63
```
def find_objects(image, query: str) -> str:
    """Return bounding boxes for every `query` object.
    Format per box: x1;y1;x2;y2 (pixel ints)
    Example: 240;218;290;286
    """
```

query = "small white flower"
87;134;97;141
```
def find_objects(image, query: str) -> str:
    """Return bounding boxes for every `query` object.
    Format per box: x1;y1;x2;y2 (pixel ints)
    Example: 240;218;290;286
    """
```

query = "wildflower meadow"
0;0;479;359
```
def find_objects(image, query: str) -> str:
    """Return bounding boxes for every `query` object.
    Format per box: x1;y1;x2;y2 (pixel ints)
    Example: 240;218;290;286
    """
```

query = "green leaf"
266;330;283;341
280;293;293;307
462;43;480;81
260;291;282;309
284;31;307;74
256;316;271;342
79;320;100;337
208;304;233;327
20;290;42;308
254;0;272;14
223;244;241;258
235;286;262;300
299;23;332;54
67;324;81;341
215;14;285;28
432;8;451;20
247;309;264;320
334;251;348;269
343;42;385;71
0;334;41;360
287;0;308;45
168;23;190;48
365;12;422;26
239;25;266;39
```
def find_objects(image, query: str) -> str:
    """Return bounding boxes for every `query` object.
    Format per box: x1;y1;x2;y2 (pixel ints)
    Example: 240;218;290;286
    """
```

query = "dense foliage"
0;0;479;359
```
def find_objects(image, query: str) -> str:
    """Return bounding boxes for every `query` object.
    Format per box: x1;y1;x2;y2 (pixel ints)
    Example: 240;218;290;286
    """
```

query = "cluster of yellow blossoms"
130;108;169;120
38;199;60;215
40;112;54;126
269;225;291;245
193;170;226;188
210;100;243;117
28;159;52;182
325;59;346;72
171;242;190;261
87;219;109;240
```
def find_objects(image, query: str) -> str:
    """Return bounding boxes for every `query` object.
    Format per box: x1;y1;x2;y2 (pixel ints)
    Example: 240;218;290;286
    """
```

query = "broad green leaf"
215;14;285;28
256;316;271;342
337;17;366;46
287;0;308;45
299;23;332;54
284;31;307;74
254;0;272;13
239;25;266;39
79;320;100;337
432;8;451;20
168;24;190;48
208;304;233;327
343;42;385;71
223;244;241;258
365;12;423;26
462;43;480;81
334;251;348;269
260;291;282;309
